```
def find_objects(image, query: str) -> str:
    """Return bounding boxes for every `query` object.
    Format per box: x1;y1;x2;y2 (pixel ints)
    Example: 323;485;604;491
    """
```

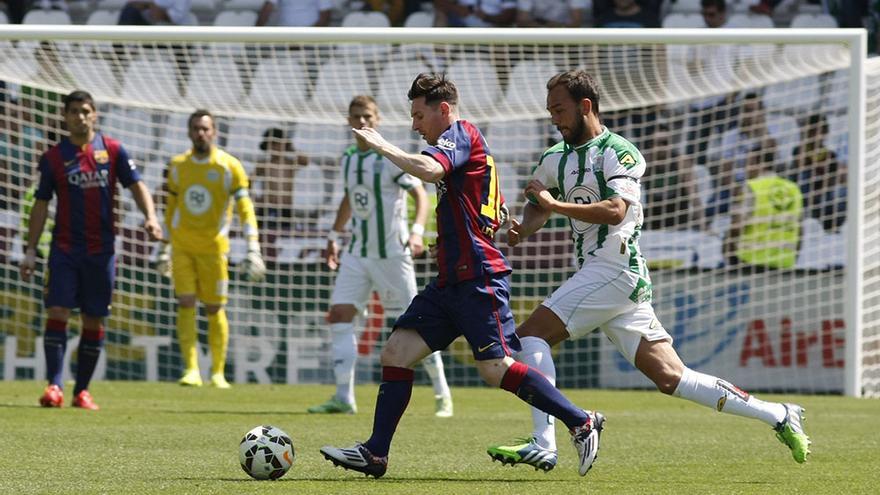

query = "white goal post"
0;25;875;397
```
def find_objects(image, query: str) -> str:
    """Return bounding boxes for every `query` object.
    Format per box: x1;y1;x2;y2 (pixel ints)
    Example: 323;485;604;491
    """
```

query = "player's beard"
562;117;589;146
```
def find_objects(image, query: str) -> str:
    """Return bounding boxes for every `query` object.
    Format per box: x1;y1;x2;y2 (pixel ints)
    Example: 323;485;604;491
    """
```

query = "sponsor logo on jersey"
436;137;456;150
570;168;592;175
619;152;636;166
565;185;600;234
184;184;212;214
68;168;110;189
94;150;109;164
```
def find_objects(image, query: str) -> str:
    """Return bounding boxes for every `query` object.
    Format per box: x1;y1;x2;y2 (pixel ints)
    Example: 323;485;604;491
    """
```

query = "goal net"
0;26;876;397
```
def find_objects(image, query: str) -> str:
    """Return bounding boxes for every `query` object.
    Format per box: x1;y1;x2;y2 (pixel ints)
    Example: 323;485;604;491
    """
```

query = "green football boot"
487;437;558;472
774;403;811;463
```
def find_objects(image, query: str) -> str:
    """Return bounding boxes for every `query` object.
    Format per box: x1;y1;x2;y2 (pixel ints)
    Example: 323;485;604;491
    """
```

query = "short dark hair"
63;90;95;112
348;94;378;114
546;70;601;115
188;109;214;129
701;0;726;11
407;73;458;106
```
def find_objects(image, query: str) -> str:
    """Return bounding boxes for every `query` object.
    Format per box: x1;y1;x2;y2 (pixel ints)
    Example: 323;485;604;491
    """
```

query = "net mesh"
0;30;875;395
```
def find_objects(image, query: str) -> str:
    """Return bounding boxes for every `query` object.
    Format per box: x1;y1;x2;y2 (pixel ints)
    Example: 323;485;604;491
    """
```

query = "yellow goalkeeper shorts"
172;249;229;305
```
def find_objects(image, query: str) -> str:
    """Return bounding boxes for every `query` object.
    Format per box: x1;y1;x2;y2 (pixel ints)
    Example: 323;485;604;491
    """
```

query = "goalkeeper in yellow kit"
155;109;265;388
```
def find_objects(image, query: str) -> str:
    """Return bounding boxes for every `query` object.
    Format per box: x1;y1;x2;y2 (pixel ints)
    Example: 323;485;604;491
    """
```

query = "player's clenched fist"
524;179;556;211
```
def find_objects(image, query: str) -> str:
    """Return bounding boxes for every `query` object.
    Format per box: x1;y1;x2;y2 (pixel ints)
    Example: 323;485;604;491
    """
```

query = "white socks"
330;322;357;406
422;350;451;399
673;367;786;426
519;336;557;452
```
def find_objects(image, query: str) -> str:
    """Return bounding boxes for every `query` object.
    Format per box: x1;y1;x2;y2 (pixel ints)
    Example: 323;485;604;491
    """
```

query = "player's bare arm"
507;202;552;248
407;185;429;257
129;180;163;242
326;193;352;271
19;198;50;282
524;179;627;225
351;127;444;183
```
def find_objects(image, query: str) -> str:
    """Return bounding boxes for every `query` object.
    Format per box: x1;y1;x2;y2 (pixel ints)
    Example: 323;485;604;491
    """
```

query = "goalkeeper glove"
242;239;266;282
153;243;172;278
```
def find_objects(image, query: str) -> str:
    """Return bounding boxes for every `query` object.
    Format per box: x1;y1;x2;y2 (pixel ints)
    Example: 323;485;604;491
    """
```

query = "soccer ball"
239;425;295;480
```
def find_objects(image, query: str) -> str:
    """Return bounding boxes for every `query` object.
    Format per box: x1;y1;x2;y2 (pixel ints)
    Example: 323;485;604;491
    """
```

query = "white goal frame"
0;25;867;397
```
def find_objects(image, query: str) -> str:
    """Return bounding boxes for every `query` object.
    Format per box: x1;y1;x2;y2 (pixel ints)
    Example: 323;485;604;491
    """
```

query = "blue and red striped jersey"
35;132;141;255
422;120;511;286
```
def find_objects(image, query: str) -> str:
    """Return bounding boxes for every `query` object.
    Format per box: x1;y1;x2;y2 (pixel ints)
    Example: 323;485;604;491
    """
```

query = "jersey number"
480;155;500;220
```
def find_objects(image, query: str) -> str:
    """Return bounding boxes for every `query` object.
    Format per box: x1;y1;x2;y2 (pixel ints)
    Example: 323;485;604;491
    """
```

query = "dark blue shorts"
44;249;116;317
394;273;520;361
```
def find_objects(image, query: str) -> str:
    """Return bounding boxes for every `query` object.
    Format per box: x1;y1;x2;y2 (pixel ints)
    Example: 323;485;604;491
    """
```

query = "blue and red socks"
44;319;67;387
501;361;588;429
364;366;414;457
74;326;104;396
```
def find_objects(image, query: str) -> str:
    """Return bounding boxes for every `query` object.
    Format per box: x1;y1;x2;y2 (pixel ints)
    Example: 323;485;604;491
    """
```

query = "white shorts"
542;260;672;365
330;252;417;313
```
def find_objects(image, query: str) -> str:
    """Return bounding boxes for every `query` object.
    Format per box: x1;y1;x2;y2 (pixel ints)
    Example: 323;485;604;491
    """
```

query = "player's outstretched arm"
351;127;444;183
19;198;50;282
326;193;352;270
128;181;163;241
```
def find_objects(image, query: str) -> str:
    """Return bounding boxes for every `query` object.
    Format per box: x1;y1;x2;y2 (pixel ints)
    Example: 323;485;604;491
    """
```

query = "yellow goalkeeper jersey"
165;147;258;255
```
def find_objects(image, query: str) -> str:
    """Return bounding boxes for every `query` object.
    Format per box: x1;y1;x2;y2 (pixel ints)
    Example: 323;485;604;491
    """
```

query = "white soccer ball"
239;425;295;480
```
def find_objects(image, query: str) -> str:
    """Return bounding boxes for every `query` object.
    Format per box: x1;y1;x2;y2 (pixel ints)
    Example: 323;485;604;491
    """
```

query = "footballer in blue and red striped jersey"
422;119;511;287
322;75;593;478
20;90;161;411
35;130;140;256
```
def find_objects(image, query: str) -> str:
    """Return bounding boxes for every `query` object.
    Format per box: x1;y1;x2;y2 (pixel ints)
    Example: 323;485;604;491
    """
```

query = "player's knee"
178;295;197;308
204;304;223;315
327;304;357;323
46;307;71;322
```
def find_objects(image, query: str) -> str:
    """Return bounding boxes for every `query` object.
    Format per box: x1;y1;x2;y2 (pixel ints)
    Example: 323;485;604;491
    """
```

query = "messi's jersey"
35;133;140;255
531;127;650;286
342;146;420;259
422;120;511;286
166;147;252;255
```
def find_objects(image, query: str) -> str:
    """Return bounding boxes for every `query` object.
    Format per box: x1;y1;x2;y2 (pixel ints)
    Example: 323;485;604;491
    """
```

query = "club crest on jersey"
184;184;212;215
93;150;109;164
436;137;456;150
618;152;637;167
348;184;374;220
206;170;220;182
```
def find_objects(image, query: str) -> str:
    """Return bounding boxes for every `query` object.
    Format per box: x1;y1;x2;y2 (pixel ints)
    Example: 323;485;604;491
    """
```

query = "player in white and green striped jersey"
310;95;453;417
488;70;809;473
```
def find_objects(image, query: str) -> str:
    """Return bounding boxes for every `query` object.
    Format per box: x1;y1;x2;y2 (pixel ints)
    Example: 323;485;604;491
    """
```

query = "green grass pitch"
1;381;878;494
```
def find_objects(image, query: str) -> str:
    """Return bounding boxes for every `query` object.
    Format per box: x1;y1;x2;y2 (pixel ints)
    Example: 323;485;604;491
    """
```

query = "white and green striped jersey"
531;127;652;299
341;146;420;259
